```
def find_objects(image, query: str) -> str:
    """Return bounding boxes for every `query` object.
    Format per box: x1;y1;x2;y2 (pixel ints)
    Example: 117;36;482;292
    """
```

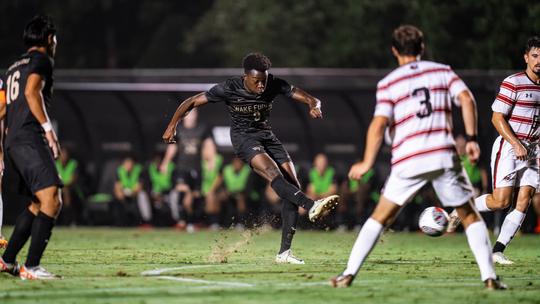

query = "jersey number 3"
413;87;432;118
6;71;21;105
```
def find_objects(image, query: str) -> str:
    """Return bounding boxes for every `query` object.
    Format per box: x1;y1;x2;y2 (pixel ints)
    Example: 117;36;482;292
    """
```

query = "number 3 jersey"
375;60;468;177
492;72;540;142
3;50;54;146
204;74;294;134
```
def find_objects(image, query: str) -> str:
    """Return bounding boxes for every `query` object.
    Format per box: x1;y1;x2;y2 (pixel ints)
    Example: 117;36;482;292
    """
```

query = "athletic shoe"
19;265;62;280
0;236;7;249
275;249;305;264
0;257;20;276
485;276;507;290
309;195;340;222
492;252;514;265
330;274;354;288
446;209;461;233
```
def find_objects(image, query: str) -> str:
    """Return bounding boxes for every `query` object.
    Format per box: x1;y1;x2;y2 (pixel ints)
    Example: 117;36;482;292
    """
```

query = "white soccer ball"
418;207;449;237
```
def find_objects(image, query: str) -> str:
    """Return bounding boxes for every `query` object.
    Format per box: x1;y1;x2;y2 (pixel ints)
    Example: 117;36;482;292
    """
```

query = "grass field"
0;227;539;304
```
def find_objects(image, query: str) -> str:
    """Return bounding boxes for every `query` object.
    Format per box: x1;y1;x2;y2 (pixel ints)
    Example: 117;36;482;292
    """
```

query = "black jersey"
205;74;294;133
3;51;54;146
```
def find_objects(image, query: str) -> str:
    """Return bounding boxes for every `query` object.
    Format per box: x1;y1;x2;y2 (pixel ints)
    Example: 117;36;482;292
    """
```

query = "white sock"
496;209;525;246
137;191;153;222
465;221;496;281
343;218;383;276
474;194;491;212
168;190;180;221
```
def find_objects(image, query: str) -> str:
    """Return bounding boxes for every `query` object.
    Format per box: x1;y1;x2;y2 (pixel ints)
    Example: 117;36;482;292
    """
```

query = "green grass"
0;227;539;304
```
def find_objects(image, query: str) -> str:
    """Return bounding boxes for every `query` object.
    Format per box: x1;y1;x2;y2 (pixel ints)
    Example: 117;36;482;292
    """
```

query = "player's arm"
349;116;388;180
162;92;209;144
291;88;322;119
457;90;481;163
492;112;527;160
25;73;60;158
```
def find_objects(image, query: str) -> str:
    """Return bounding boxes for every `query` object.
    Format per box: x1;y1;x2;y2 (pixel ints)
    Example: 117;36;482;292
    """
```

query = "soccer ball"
418;207;449;237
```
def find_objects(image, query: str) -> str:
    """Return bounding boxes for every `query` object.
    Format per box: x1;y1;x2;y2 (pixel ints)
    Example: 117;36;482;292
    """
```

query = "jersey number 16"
6;71;21;105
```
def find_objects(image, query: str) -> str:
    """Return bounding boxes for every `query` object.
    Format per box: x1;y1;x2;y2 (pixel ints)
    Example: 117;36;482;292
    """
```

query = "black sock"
279;200;299;254
493;241;506;253
270;176;314;210
207;213;220;226
25;212;55;268
2;209;36;264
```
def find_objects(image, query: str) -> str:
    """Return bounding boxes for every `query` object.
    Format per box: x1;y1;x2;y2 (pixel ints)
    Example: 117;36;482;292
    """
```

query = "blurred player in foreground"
331;25;505;290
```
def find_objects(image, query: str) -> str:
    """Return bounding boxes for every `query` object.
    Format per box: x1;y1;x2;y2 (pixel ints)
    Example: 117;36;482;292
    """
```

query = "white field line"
155;275;254;287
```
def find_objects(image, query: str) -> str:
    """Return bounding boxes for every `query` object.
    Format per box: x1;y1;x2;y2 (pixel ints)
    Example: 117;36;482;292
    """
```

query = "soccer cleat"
330;274;355;288
492;252;514;265
0;236;7;249
275;249;305;264
19;265;62;280
309;195;340;222
0;257;20;276
484;276;508;290
446;209;461;233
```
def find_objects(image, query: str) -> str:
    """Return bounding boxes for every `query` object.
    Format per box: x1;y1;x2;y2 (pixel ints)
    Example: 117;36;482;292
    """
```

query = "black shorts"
174;168;200;191
3;141;63;198
231;130;291;165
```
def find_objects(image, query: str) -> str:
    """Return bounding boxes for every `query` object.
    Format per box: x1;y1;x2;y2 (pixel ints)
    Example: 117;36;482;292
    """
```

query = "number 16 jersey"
374;60;468;177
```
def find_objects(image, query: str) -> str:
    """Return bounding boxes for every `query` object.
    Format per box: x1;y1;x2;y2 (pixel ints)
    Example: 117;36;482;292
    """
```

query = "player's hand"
162;125;177;144
465;141;480;164
309;106;322;119
512;142;528;161
348;161;372;180
159;161;169;174
45;130;60;159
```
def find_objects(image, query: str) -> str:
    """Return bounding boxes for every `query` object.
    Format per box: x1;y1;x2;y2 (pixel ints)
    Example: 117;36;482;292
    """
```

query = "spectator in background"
222;157;251;229
455;135;488;195
55;147;82;225
160;108;207;231
200;138;224;230
306;153;338;213
147;154;175;225
113;156;152;227
337;168;377;231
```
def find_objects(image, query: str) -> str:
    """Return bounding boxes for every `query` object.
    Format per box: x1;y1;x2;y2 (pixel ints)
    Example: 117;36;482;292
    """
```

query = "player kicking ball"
0;15;63;280
162;53;339;264
448;36;540;265
330;25;505;290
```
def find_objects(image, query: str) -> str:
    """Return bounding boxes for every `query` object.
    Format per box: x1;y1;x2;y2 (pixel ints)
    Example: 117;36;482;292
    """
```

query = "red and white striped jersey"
491;72;540;142
375;60;468;177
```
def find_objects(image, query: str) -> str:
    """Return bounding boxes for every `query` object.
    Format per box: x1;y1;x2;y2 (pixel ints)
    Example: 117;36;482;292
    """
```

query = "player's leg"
474;187;514;212
433;167;505;289
492;185;534;264
23;186;62;269
455;202;505;289
1;201;38;276
275;161;302;261
331;171;425;287
331;196;401;287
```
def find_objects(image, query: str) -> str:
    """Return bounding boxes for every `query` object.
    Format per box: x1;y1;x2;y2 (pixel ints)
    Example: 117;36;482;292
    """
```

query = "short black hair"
23;15;56;48
242;53;271;72
392;25;424;56
525;36;540;54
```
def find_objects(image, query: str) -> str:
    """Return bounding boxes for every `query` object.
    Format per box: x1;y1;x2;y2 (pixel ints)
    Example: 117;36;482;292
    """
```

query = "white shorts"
382;165;474;207
490;136;539;190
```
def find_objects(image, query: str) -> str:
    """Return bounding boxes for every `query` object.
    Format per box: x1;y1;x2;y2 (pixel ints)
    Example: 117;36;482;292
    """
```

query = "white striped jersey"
374;60;468;177
491;72;540;142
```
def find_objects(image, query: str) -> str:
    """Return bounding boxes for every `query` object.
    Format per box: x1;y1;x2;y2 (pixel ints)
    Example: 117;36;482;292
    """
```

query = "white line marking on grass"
141;264;214;276
156;276;255;287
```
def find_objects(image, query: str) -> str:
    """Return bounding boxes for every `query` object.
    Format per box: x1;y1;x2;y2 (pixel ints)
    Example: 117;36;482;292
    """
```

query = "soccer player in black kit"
163;53;339;264
0;15;63;280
